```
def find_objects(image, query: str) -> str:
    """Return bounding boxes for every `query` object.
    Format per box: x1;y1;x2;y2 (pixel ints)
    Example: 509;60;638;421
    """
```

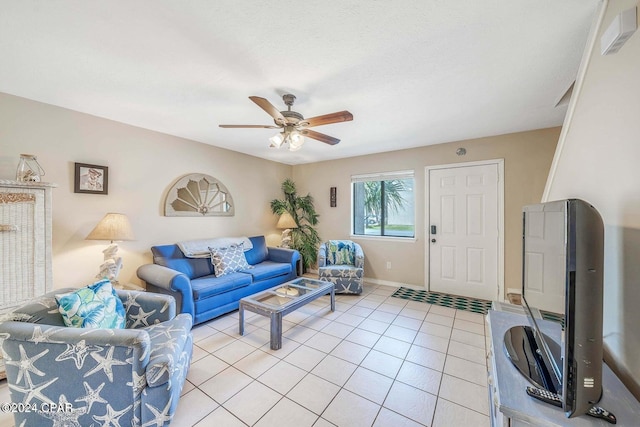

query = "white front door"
428;161;502;301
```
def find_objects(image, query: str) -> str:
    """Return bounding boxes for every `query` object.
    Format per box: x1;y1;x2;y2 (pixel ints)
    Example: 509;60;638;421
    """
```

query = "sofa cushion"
161;257;214;280
210;242;253;277
191;272;252;300
244;235;269;265
55;279;126;329
241;260;291;281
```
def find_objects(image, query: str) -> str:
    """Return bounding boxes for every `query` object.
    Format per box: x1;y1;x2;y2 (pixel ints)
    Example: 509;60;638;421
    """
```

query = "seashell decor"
164;174;234;217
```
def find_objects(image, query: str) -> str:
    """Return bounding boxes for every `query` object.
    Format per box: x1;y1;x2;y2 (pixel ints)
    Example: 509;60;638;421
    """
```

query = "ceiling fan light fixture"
289;131;305;148
269;132;285;148
220;94;352;151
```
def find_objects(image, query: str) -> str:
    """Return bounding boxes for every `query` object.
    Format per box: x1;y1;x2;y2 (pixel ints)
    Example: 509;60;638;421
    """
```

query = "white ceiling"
0;0;600;165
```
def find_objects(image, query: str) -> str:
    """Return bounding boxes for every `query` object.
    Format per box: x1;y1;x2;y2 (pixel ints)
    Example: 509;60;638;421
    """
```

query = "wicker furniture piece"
0;180;55;309
238;277;335;350
0;180;55;379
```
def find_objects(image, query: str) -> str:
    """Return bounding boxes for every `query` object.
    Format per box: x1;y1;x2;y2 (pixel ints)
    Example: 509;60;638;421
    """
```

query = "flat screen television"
504;199;604;418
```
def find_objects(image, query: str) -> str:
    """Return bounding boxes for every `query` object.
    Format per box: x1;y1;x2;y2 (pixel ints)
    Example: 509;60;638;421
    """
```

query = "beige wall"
0;92;292;288
0;91;559;299
544;0;640;396
0;92;559;301
293;127;559;294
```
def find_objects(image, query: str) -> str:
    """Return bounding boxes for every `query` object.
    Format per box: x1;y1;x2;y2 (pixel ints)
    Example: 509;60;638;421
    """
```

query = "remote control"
526;386;617;424
525;386;562;407
587;406;617;424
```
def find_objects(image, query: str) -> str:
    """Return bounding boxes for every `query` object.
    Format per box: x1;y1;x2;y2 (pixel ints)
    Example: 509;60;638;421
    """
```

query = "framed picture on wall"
74;163;108;195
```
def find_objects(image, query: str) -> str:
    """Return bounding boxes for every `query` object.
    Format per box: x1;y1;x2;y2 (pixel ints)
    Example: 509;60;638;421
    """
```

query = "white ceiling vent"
601;6;637;55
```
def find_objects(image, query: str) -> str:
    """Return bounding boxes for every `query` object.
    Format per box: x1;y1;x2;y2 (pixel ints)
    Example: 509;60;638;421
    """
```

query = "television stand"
504;325;561;393
487;310;640;426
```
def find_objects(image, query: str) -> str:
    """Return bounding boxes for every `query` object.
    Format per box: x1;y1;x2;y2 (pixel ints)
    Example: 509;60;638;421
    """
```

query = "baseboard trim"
305;270;423;291
363;278;424;290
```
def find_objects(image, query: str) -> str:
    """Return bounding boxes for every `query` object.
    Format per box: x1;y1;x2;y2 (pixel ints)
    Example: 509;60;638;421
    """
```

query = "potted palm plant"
271;179;321;272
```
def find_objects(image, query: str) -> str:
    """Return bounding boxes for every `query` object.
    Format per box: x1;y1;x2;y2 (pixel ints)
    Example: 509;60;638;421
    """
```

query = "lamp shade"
86;213;135;242
276;212;298;229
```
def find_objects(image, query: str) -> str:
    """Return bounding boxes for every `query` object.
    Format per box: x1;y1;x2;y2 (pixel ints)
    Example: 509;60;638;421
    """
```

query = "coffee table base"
239;283;335;350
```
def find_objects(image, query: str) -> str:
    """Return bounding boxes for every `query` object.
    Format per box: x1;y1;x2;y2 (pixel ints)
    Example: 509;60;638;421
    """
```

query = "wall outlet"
386;261;391;270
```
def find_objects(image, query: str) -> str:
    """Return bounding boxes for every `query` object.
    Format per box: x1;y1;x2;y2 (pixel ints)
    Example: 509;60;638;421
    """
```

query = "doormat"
391;287;492;315
540;310;565;329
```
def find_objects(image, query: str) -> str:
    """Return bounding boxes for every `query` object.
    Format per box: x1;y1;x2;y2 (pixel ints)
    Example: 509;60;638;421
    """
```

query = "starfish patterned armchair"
317;240;364;294
0;287;193;427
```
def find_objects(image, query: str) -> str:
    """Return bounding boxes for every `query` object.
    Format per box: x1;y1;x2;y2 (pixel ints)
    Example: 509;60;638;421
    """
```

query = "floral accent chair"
0;288;193;427
317;240;364;294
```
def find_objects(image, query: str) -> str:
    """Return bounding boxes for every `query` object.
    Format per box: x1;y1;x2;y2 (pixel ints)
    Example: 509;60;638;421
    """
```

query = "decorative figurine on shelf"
16;154;45;182
96;243;124;285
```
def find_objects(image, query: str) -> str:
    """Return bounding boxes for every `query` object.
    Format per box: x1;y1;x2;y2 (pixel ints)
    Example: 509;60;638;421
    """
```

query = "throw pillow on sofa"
55;279;126;329
210;242;253;277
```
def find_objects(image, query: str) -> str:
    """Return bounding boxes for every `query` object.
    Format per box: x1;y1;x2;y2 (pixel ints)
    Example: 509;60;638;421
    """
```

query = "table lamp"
86;213;135;285
276;212;298;249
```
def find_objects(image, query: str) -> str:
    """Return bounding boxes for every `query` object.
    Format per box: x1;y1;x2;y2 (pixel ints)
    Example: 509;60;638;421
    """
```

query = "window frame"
350;170;416;240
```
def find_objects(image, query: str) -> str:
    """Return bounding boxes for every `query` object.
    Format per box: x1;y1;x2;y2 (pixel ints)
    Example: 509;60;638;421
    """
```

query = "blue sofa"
136;235;300;325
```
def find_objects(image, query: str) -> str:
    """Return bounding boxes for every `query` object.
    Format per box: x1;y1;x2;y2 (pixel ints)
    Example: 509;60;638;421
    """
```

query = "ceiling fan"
219;94;353;151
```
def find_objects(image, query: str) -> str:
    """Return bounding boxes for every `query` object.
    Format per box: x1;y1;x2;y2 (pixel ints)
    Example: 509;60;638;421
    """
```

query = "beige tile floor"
0;284;491;426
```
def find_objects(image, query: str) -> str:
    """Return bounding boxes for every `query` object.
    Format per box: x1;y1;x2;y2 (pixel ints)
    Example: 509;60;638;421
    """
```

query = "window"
352;170;415;238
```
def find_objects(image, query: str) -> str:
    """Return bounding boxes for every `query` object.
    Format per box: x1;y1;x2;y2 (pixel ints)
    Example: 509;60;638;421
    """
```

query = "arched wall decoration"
164;173;234;217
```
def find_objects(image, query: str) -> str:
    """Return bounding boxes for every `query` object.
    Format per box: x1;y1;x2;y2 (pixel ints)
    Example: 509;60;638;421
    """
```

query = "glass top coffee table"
239;277;335;350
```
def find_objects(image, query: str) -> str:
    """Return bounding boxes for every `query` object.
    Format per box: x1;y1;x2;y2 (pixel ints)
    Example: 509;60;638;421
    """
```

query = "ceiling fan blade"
219;124;281;129
301;129;340;145
301;111;353;128
249;96;286;125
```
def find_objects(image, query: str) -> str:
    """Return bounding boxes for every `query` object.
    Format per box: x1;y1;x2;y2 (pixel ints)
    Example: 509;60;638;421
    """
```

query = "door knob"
431;238;436;243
